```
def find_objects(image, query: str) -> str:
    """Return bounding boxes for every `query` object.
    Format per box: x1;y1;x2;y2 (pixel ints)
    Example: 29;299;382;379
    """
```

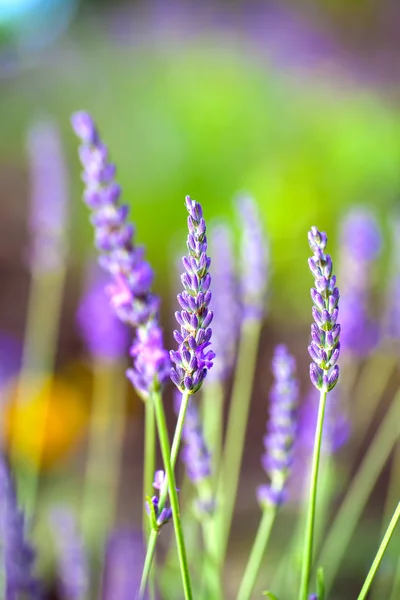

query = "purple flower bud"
308;227;340;392
50;508;89;600
258;345;298;508
145;472;174;530
236;196;269;320
171;196;214;394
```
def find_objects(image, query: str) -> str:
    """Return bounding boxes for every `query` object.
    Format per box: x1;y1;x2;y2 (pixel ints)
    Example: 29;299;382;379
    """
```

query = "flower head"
308;227;340;393
27;120;69;273
145;470;172;529
170;196;215;394
257;345;298;507
237;196;269;320
207;223;239;382
102;529;147;600
0;456;39;598
50;508;89;600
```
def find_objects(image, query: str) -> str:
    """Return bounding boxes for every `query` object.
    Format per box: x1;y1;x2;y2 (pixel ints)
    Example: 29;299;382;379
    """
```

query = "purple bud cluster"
0;457;39;598
145;470;172;528
170;196;215;394
257;345;298;507
207;224;239;382
308;227;340;393
237;196;269;320
50;508;89;600
71;112;170;397
71;112;158;328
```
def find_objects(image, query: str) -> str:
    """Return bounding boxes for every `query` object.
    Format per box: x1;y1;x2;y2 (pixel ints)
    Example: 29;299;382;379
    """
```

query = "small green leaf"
145;495;159;532
262;591;280;600
316;566;325;600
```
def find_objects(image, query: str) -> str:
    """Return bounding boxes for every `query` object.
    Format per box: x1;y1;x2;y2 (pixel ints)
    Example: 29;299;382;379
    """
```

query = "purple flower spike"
257;345;298;508
0;457;39;598
170;196;215;394
207;223;239;382
50;508;89;600
102;529;147;600
71;111;157;328
308;227;340;393
236;196;269;320
28;120;69;273
145;472;173;529
77;262;130;362
338;208;381;356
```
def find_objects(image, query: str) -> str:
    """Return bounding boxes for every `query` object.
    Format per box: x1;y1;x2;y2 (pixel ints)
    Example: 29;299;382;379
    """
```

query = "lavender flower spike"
50;508;89;600
207;223;239;382
170;196;215;394
237;196;269;320
0;456;39;599
257;345;298;507
308;227;340;393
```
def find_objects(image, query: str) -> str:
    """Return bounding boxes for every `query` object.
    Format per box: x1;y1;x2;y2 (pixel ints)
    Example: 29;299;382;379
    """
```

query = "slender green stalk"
298;389;328;600
217;318;262;562
389;555;400;600
139;390;192;600
357;502;400;600
317;390;400;593
11;268;66;516
202;381;225;481
143;399;156;599
237;506;277;600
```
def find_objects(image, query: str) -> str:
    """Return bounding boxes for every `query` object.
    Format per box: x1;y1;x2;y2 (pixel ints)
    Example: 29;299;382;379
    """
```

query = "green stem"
143;399;156;600
317;390;400;593
389;554;400;600
11;268;66;517
357;502;400;600
202;381;225;481
139;390;192;600
298;389;328;600
217;318;262;562
237;506;277;600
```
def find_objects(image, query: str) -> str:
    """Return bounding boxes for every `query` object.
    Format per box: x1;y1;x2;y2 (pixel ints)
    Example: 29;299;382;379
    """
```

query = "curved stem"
217;318;262;563
143;399;156;599
202;381;225;482
139;391;192;599
298;389;328;600
357;502;400;600
317;390;400;593
236;506;277;600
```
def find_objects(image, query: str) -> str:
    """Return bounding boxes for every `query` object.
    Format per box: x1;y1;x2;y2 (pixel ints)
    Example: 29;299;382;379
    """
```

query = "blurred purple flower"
49;508;88;600
170;196;215;394
27;120;68;273
0;333;22;388
338;208;382;356
102;529;148;600
206;223;239;383
308;226;340;393
76;263;129;362
0;456;39;599
257;345;298;507
236;196;269;321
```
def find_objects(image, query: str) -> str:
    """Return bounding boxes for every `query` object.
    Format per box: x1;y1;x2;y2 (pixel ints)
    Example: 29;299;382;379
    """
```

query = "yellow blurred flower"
4;373;89;469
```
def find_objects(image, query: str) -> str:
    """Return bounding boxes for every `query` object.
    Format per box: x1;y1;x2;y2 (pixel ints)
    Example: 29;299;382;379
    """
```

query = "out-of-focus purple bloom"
308;227;340;393
338;208;382;356
236;196;269;321
102;529;147;600
170;196;215;394
206;223;239;383
126;320;170;398
382;217;400;343
257;345;298;507
71;112;170;396
0;456;39;599
0;333;22;388
27;120;69;273
173;391;214;514
145;470;172;529
49;508;88;600
76;263;130;362
308;594;318;600
71;111;158;328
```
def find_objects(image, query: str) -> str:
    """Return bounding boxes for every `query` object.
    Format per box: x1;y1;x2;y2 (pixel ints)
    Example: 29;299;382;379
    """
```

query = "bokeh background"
0;1;400;598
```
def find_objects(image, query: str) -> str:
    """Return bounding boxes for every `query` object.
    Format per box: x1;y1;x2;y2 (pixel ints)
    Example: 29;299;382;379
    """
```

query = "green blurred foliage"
0;22;399;321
